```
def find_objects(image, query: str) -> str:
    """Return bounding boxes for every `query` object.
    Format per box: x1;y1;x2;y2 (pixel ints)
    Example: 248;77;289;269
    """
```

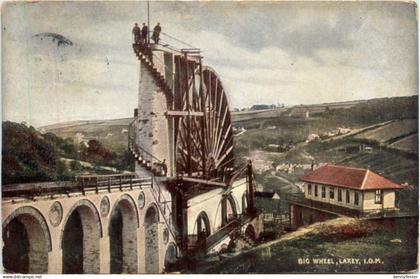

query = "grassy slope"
3;121;133;184
199;217;418;273
354;118;418;144
235;96;419;214
42;118;132;153
391;133;418;153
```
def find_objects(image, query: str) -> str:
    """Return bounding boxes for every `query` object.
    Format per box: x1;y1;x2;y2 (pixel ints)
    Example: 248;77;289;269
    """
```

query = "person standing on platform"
132;23;141;44
141;23;148;44
152;22;161;44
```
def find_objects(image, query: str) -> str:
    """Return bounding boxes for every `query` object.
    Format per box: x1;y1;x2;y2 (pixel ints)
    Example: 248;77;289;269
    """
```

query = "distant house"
255;191;282;215
337;127;351;134
75;132;85;144
255;191;280;200
300;164;402;212
288;107;310;119
306;133;320;143
255;184;264;192
267;144;280;152
364;146;373;153
250;104;270;111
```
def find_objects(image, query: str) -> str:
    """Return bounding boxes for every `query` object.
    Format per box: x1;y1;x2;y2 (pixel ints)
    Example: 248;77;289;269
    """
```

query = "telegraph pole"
147;1;150;44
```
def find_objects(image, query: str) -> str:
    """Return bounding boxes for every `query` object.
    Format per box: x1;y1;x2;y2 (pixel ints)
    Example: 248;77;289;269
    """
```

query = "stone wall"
363;190;396;210
136;56;173;175
290;204;337;229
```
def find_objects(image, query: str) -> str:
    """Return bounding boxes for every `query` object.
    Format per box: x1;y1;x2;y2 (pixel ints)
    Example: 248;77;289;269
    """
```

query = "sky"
2;1;418;127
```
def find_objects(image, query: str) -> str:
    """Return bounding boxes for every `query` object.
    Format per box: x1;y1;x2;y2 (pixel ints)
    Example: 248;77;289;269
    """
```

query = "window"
329;188;335;199
308;184;312;195
338;189;342;202
354;192;359;206
375;190;383;204
314;185;318;197
346;190;350;203
321;186;326;198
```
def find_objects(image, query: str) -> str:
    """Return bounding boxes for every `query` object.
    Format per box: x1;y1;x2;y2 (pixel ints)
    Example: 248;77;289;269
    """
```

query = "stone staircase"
128;139;166;177
132;44;173;98
130;42;203;254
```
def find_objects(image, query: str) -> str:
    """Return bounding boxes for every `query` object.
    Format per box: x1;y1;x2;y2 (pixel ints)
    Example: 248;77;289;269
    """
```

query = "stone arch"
2;206;51;273
109;194;138;273
144;202;159;224
193;211;211;251
194;211;211;237
214;200;223;230
245;224;256;243
144;203;160;273
109;194;140;228
242;193;248;214
61;199;102;274
164;242;178;272
226;195;238;221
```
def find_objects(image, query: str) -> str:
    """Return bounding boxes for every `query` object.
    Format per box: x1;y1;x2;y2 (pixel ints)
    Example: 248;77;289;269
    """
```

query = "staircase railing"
148;175;179;241
128;119;167;176
128;119;178;241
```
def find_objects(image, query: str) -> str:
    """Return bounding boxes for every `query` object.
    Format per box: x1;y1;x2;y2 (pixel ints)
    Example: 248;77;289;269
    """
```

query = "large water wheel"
173;55;234;179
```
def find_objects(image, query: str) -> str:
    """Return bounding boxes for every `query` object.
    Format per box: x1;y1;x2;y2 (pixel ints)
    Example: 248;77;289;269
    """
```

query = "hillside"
197;217;418;273
3;122;66;184
233;95;418;214
2;121;134;185
354;118;417;142
38;96;418;156
40;118;133;153
320;96;418;126
36;95;418;208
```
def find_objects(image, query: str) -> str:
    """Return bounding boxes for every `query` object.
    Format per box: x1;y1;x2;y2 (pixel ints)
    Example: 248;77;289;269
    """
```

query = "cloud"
2;1;417;127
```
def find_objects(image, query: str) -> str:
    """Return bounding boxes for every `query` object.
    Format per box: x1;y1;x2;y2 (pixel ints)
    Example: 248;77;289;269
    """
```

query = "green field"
42;118;132;153
233;99;419;213
354;118;418;144
198;217;418;273
390;133;418;153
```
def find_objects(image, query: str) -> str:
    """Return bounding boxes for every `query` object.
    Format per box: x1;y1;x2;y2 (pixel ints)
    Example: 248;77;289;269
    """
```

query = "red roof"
300;164;403;190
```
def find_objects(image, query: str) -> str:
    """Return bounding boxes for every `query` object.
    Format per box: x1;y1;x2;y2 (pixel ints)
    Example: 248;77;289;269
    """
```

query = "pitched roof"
255;191;277;198
299;164;402;190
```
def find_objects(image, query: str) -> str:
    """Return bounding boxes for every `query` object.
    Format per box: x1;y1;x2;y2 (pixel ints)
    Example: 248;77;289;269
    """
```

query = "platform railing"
76;173;148;194
133;30;201;55
2;174;152;198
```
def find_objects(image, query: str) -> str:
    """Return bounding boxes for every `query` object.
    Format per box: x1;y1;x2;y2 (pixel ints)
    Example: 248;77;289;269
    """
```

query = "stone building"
289;164;403;228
